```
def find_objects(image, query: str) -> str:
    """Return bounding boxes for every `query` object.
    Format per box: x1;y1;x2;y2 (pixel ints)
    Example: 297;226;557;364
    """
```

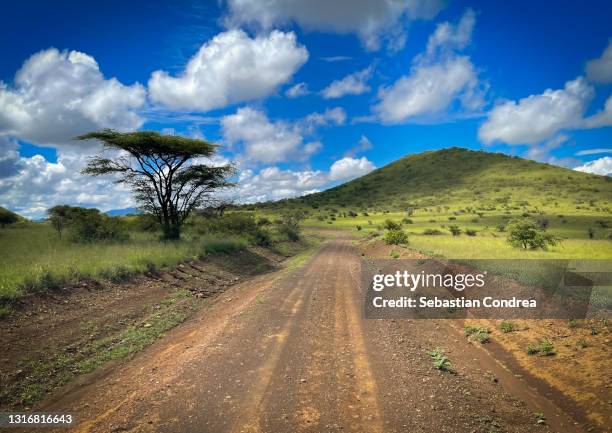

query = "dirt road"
35;236;586;433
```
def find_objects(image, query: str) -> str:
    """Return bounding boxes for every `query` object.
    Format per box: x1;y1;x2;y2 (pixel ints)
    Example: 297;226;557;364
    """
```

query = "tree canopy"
77;130;235;239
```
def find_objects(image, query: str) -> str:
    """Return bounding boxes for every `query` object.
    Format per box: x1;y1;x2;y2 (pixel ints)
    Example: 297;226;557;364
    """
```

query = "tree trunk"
162;222;181;240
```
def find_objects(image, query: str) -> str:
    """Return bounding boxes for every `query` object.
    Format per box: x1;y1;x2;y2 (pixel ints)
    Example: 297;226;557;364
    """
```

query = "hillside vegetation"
251;148;612;259
259;147;612;214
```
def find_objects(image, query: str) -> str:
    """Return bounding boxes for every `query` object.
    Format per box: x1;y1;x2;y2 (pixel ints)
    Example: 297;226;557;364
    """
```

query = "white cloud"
574;156;612;176
583;94;612;128
329;156;376;180
586;40;612;83
0;48;145;147
426;8;475;56
478;77;594;145
322;67;372;99
149;30;308;111
233;155;376;203
321;56;352;62
0;147;134;219
525;134;569;163
303;107;346;129
223;0;445;51
575;148;612;156
285;82;309;98
375;57;480;123
221;106;345;164
221;107;318;163
373;9;483;124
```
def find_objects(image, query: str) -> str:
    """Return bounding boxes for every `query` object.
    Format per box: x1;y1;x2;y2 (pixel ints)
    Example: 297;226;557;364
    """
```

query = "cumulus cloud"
322;67;372;99
149;30;308;111
285;82;309;98
373;9;483;124
478;77;594;145
329;156;376;180
586;40;612;83
221;106;347;164
583;94;612;128
233;155;375;203
223;0;445;51
574;156;612;176
0;148;134;219
375;57;480;123
221;107;325;163
0;48;145;147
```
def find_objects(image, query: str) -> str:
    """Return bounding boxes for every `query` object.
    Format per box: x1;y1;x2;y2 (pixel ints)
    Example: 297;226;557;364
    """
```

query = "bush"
427;347;452;372
402;218;414;224
198;213;272;246
465;229;477;236
0;207;19;228
423;229;442;235
383;219;402;230
448;225;462;236
464;324;490;343
356;225;362;231
277;214;302;241
384;229;408;245
506;217;559;250
68;208;129;243
500;321;517;333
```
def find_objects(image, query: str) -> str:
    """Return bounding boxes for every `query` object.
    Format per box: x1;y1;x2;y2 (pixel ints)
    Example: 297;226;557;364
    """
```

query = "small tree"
0;207;19;228
384;229;408;245
48;205;72;239
506;217;559;250
383;219;402;230
448;225;462;236
78;130;235;240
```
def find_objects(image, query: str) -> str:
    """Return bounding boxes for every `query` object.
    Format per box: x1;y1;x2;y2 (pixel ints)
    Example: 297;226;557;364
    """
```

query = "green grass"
304;210;612;259
246;147;611;260
253;147;611;217
0;224;248;308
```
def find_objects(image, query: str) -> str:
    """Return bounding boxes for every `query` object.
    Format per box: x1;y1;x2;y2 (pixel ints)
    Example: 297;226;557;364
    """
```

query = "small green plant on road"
427;347;453;372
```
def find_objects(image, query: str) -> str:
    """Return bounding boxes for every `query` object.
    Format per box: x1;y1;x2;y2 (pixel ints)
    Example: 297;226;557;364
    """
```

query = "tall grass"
0;224;248;308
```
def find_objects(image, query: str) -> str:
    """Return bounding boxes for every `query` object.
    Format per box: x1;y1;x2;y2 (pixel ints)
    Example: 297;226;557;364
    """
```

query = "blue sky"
1;0;611;217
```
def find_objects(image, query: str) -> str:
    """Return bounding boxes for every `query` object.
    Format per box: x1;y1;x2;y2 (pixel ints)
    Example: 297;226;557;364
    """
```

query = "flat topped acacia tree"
77;130;235;240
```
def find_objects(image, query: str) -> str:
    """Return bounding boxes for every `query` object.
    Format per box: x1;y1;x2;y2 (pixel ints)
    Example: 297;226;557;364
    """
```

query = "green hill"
261;147;612;215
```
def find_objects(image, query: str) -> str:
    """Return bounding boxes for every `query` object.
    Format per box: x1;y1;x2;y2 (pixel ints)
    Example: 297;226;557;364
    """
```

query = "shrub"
356;225;362;231
506;217;559;250
384;229;408;245
448;225;462;236
383;219;402;230
427;347;452;372
276;216;300;241
68;208;129;243
0;207;19;228
465;229;477;236
539;339;555;356
402;218;414;224
464;324;490;343
423;229;442;235
200;213;272;246
500;321;517;333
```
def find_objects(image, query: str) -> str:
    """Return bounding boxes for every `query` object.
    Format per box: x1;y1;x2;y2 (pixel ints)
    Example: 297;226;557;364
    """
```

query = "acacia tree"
77;130;235;240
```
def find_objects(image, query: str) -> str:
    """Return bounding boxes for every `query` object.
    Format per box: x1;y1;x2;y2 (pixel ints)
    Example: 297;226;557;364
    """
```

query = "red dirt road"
35;236;586;433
